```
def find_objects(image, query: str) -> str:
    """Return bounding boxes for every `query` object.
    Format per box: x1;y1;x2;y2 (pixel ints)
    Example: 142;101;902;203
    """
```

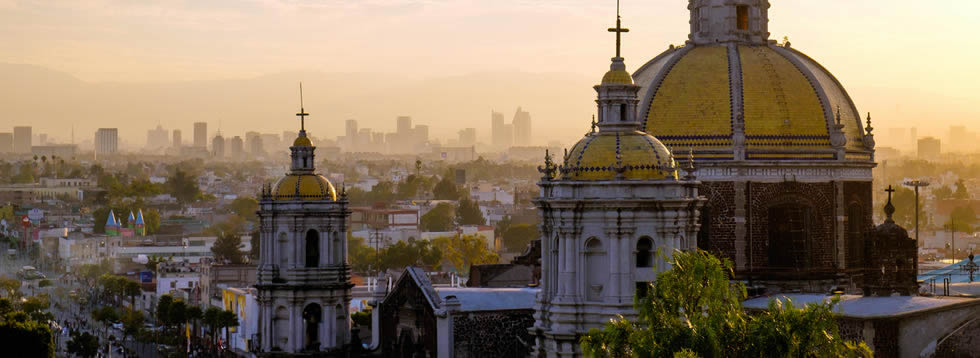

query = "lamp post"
945;218;956;262
903;180;930;243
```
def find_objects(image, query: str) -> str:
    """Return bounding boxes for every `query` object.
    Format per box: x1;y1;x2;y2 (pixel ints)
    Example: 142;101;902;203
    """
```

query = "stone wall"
699;181;736;261
844;181;873;270
747;181;836;275
452;310;535;358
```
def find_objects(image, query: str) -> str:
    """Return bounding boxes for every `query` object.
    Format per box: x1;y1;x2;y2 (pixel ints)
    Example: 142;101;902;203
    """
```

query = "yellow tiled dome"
601;69;634;85
634;44;872;160
293;136;312;147
563;131;677;181
271;174;337;201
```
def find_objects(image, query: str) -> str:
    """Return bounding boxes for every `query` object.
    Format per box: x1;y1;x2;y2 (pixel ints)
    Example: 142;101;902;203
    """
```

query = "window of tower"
619;103;627;121
584;238;607;302
736;5;749;30
305;229;320;268
697;205;712;251
636;237;653;268
768;204;811;271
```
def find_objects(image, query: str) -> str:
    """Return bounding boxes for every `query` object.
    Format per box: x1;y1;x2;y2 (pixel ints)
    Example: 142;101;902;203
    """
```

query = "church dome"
563;130;677;181
293;136;312;147
631;0;874;162
601;69;634;85
271;173;337;201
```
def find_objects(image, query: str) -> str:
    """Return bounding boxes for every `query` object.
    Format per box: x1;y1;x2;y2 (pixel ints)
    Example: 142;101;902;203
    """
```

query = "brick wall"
698;181;736;261
452;310;535;358
747;181;836;274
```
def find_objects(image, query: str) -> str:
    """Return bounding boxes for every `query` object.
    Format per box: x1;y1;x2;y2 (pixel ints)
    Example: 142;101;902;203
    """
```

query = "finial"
538;149;557;180
865;112;874;134
681;147;696;179
835;105;842;126
608;0;629;58
341;183;347;198
884;185;896;223
296;83;310;132
591;115;597;133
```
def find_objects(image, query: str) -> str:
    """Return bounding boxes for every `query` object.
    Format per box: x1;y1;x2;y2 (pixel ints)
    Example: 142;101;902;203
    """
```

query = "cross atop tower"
608;0;629;58
884;185;896;222
296;83;309;131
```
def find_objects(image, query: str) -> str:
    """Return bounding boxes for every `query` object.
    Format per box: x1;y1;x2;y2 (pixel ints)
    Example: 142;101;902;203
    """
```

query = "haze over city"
3;0;980;147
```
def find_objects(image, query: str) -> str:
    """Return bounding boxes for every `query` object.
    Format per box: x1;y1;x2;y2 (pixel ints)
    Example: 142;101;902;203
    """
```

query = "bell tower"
688;0;771;45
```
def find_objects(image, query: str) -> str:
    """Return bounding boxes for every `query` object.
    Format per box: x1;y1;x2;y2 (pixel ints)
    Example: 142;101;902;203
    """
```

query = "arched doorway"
584;238;607;302
305;229;319;268
767;203;811;271
302;303;322;351
636;237;653;268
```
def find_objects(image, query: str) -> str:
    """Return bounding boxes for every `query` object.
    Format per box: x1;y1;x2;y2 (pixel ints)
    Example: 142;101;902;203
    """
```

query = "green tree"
218;310;240;351
204;307;223;348
502;224;538;252
156;294;174;327
946;206;977;232
933;185;953;200
211;231;245;264
167;167;201;205
67;331;99;358
455;197;486;225
121;308;144;343
954;179;970;200
348;234;377;274
144;208;162;235
227;197;259;222
580;250;871;358
432;174;460;200
186;305;204;339
0;276;21;297
124;279;142;309
432;234;498;274
421;203;455;232
91;306;118;342
0;310;55;358
891;186;926;229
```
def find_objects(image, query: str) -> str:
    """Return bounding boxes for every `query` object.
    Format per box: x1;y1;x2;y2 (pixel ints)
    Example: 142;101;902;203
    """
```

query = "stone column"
324;303;334;349
835;181;846;269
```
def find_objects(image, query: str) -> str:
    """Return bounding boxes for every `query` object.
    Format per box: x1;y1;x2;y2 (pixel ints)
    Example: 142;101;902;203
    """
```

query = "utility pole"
903;180;930;243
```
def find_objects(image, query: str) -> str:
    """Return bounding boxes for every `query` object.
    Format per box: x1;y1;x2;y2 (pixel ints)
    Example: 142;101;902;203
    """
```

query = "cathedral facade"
530;15;706;354
634;0;876;291
255;107;353;354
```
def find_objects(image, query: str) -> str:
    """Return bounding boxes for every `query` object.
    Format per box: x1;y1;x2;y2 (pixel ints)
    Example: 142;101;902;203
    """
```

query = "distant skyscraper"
917;137;941;158
212;134;225;158
458;128;477;146
513;107;532;146
397;116;412;135
95;128;119;157
345;119;358;150
193;122;207;148
172;130;182;148
0;133;12;153
146;125;169;150
414;125;429;143
230;136;244;160
13;126;31;154
490;111;513;148
38;134;47;146
249;136;264;156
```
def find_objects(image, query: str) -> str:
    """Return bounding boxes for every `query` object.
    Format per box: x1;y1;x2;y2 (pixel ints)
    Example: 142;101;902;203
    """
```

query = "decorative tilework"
563;131;677;181
739;46;829;150
746;153;836;160
601;69;634;85
645;46;733;150
272;174;337;201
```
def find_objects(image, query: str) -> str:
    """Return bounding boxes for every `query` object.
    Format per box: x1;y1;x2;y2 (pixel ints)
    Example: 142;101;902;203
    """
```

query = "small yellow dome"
293;136;312;147
601;69;634;85
271;173;337;201
563;131;677;181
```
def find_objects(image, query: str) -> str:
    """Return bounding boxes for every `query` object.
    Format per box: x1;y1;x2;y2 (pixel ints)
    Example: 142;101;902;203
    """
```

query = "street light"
903;179;930;243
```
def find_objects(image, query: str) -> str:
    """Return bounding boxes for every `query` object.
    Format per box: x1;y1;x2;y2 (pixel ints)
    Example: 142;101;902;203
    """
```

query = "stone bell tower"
688;0;771;45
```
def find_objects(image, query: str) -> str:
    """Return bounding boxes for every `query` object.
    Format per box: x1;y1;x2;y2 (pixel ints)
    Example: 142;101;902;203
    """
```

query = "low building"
222;286;259;354
373;267;538;357
201;258;256;308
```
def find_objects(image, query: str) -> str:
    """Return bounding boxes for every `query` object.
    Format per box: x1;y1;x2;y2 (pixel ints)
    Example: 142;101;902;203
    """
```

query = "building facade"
13;126;31;153
95;128;118;156
530;21;705;355
194;122;208;148
255;107;353;354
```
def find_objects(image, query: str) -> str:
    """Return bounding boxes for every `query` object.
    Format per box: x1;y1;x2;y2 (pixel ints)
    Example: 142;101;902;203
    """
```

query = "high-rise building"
230;136;244;160
917;137;941;158
512;107;532;146
13;126;31;154
0;133;12;153
414;125;429;144
172;130;182;148
249;136;264;156
193;122;208;148
38;134;48;146
146;125;169;150
397;116;412;135
458;128;477;146
95;128;119;157
490;111;513;148
212;134;225;158
345;119;358;150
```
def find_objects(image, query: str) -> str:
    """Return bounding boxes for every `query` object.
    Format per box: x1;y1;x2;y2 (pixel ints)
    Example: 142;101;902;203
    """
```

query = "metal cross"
608;0;629;58
885;185;895;201
296;83;309;131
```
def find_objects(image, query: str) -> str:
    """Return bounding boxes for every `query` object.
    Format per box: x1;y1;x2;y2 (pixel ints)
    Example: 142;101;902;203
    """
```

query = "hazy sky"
3;0;980;145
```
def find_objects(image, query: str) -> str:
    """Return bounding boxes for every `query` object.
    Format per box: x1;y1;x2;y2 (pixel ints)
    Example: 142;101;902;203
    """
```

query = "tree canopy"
502;223;538;252
432;234;498;274
421;203;455;232
455;197;486;226
580;250;871;358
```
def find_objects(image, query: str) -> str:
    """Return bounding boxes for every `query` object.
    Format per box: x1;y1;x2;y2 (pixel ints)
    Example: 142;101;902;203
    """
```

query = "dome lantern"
688;0;771;45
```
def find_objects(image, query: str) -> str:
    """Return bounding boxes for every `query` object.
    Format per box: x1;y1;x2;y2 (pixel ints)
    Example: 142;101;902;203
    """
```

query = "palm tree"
219;310;240;352
204;307;221;350
186;305;203;342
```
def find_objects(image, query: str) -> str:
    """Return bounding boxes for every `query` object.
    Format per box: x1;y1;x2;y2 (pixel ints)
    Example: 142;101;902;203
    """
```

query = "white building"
94;128;118;156
222;286;259;353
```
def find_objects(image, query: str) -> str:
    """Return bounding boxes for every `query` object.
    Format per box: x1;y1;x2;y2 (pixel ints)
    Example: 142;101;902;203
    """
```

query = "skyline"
2;0;980;146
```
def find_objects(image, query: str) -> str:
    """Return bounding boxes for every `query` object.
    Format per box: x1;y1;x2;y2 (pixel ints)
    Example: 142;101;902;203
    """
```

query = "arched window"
303;303;322;351
697;205;712;251
305;229;319;268
619;103;627;121
847;203;865;268
736;5;749;30
768;203;811;271
584;238;607;302
636;237;653;268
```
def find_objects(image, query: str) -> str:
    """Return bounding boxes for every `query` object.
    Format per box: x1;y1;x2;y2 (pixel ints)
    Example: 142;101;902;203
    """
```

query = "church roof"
270;173;337;201
134;209;145;226
562;131;677;181
106;210;118;227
